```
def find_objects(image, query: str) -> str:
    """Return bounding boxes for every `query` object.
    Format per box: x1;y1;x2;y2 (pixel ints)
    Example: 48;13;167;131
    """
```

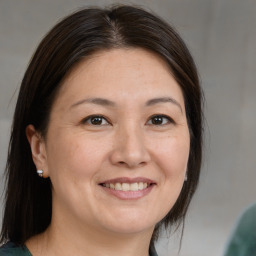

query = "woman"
0;5;203;256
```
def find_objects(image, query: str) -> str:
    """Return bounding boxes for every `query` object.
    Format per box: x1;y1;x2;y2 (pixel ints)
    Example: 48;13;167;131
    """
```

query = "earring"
37;169;43;177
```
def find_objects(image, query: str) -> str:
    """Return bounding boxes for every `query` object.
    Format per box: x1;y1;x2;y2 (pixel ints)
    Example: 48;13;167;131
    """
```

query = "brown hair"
1;5;203;248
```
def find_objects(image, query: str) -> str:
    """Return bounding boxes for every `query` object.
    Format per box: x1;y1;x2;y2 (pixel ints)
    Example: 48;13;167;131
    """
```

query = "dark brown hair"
1;5;203;248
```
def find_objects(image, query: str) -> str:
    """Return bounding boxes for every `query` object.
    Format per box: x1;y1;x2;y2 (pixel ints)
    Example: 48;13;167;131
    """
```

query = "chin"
106;222;154;235
98;211;158;235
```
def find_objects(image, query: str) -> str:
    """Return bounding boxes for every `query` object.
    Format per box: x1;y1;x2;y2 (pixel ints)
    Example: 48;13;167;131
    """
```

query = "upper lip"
99;177;156;185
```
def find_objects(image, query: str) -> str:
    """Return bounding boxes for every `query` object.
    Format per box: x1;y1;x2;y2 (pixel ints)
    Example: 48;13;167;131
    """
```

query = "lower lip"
100;185;155;200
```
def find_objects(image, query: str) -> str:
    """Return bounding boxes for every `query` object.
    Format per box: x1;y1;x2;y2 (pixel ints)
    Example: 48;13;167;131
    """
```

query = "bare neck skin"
26;211;154;256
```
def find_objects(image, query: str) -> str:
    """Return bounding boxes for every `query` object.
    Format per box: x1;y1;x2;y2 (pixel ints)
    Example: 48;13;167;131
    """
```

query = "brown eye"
91;116;103;125
152;116;164;125
82;115;109;125
147;115;172;125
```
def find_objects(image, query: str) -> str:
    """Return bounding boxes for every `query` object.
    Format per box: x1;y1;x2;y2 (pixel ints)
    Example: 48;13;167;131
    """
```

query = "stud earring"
37;170;43;177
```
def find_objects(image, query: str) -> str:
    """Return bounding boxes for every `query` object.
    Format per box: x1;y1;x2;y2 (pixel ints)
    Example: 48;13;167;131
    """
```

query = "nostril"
117;160;147;168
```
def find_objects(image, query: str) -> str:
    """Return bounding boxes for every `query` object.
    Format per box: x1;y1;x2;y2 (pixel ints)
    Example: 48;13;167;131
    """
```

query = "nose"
110;125;151;169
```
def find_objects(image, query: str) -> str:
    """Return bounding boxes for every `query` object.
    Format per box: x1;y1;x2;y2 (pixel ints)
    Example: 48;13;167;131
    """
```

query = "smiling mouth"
100;182;153;192
99;178;156;200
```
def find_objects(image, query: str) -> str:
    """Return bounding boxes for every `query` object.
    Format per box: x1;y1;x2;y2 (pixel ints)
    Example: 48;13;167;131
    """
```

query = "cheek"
46;131;109;180
151;134;190;178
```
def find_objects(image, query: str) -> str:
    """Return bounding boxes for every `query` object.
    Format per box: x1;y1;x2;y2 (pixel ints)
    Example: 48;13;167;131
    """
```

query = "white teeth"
104;182;150;191
122;183;130;191
130;183;139;191
115;183;122;190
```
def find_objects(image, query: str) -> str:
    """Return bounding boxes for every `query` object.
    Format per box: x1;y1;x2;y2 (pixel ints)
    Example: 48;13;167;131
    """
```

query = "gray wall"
0;0;255;255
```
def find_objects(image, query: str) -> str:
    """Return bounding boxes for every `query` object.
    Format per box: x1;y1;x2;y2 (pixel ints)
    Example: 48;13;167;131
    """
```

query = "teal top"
0;242;32;256
224;203;256;256
0;241;158;256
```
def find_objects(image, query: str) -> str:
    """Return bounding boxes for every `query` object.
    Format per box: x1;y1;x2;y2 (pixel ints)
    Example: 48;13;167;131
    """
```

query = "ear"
26;124;49;178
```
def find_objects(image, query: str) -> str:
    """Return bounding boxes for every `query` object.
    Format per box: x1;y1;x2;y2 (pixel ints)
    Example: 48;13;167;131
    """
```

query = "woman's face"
38;48;190;236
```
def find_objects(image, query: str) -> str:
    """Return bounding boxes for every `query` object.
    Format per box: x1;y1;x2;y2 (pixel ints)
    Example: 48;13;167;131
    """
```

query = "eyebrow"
70;96;183;112
146;97;183;113
70;98;116;109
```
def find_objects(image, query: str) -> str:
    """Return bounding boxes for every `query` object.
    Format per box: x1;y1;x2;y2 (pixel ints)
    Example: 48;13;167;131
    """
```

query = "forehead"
55;48;185;108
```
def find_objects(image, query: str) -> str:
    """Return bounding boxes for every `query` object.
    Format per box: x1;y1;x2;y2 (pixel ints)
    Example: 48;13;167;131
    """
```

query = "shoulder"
224;203;256;256
0;242;32;256
235;203;256;237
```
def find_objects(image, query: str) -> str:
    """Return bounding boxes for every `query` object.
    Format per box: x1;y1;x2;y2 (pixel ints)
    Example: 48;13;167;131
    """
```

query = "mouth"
98;177;156;200
100;182;152;192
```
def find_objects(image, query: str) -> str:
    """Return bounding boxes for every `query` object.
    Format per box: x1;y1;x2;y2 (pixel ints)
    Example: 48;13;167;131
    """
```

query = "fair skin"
26;48;190;256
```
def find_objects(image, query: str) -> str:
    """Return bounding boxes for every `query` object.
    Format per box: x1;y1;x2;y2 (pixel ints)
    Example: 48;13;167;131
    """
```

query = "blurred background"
0;0;255;255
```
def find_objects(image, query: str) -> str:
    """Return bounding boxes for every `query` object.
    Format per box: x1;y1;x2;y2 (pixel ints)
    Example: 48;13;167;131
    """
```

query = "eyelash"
146;114;174;126
81;115;110;126
81;114;174;126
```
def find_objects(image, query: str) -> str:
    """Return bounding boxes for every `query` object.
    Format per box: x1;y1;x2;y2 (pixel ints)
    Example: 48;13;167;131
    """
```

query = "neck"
26;213;154;256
